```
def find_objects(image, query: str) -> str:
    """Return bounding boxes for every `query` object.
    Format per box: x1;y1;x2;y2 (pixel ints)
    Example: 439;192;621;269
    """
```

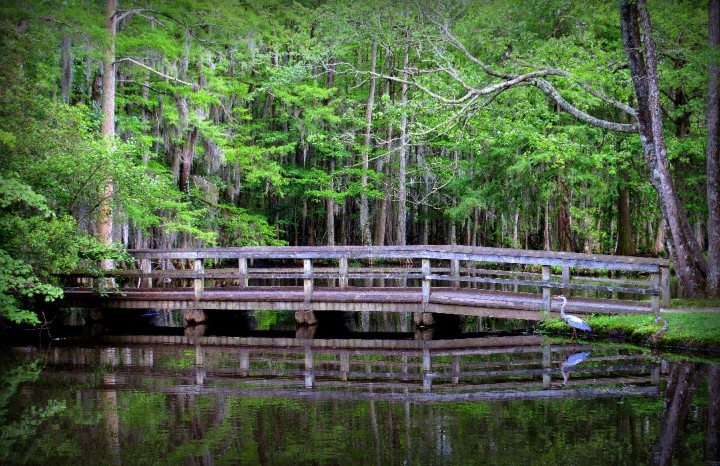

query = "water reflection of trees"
649;362;719;466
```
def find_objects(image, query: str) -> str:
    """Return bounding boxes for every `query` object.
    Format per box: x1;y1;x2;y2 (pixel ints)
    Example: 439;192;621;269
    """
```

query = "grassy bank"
539;312;720;352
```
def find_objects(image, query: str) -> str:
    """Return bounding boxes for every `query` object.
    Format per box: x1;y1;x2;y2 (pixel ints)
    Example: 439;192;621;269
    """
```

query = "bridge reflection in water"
48;335;661;402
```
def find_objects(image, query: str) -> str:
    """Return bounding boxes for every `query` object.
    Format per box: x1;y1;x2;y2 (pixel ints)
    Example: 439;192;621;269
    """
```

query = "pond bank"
539;311;720;354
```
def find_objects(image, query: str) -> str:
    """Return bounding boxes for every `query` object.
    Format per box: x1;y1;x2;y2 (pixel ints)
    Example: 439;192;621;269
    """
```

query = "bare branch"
115;57;195;87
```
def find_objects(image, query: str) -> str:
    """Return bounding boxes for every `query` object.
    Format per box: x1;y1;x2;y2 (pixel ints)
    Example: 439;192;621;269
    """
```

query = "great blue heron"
555;295;591;338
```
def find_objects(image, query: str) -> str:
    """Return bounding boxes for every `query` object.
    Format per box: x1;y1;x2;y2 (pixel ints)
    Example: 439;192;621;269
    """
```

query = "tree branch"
530;78;637;132
114;57;194;87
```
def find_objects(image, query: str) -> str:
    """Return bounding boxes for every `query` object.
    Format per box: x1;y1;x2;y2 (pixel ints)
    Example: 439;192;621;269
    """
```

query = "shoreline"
538;311;720;355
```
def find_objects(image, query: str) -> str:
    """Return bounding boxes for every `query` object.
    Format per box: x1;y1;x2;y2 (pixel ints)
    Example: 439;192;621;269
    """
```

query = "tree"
620;0;707;296
707;0;720;296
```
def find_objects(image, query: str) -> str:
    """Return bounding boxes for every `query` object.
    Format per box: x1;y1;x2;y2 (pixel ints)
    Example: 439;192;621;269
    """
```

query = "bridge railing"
75;245;670;316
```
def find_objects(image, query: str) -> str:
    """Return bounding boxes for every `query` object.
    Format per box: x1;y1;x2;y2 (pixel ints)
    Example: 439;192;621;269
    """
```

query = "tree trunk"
620;0;707;296
556;178;573;252
360;42;377;246
708;0;720;296
325;59;336;246
397;43;409;246
616;170;635;255
544;199;551;251
60;35;73;104
98;0;117;273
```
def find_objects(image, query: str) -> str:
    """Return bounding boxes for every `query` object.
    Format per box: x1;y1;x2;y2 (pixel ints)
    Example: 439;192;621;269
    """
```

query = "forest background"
0;0;717;325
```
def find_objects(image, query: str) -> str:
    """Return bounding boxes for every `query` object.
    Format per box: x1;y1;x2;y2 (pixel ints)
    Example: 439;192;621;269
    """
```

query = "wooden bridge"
61;245;671;325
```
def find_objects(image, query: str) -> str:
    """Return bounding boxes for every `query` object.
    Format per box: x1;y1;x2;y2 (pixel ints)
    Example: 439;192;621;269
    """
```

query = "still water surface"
1;312;718;465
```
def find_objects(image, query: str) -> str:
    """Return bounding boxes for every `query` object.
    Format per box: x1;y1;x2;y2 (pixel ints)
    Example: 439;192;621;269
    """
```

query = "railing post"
140;258;152;288
421;259;431;305
542;265;551;315
304;259;313;303
339;257;348;289
650;272;660;318
561;265;570;295
193;259;204;298
238;257;248;288
660;266;670;307
451;258;460;290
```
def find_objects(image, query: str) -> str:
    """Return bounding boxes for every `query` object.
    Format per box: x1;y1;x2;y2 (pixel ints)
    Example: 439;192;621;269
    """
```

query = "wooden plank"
660;266;670;307
126;245;668;271
542;265;551;315
421;259;431;305
339;258;348;289
193;259;204;298
239;258;248;288
140;259;152;288
562;266;570;294
451;259;460;290
650;273;660;317
303;259;313;303
426;274;658;295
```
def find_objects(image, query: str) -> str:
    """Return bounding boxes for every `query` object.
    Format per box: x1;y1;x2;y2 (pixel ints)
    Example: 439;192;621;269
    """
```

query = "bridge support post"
660;266;670;307
193;259;204;298
542;265;551;315
339;257;348;289
296;259;318;326
650;272;660;317
238;258;248;287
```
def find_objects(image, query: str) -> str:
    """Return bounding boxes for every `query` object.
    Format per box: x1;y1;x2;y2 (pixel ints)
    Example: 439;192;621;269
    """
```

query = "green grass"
540;312;720;349
668;297;720;309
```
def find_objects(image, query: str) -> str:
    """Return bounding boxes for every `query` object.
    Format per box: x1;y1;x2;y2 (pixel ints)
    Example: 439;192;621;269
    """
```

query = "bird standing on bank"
554;295;592;339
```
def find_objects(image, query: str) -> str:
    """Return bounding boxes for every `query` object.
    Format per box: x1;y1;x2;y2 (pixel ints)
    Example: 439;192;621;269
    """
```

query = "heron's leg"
572;328;577;340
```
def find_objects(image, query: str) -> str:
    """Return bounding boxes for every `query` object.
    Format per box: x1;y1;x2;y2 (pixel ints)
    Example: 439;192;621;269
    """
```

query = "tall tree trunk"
620;0;707;296
544;199;551;251
556;178;573;252
325;59;336;246
616;170;635;255
397;43;409;246
98;0;117;273
60;35;73;104
360;42;377;246
708;0;720;296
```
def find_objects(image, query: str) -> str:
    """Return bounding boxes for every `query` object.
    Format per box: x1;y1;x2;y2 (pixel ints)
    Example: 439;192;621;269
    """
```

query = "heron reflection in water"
554;295;592;339
560;351;592;386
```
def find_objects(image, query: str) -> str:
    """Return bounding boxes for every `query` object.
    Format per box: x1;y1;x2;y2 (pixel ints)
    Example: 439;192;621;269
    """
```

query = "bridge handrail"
68;245;671;316
127;245;669;272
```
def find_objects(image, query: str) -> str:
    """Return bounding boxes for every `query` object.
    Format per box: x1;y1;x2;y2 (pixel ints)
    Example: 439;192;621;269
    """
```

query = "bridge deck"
61;286;652;320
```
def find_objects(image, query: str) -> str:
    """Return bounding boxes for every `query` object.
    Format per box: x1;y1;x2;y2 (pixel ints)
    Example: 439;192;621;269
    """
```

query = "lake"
0;311;717;465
